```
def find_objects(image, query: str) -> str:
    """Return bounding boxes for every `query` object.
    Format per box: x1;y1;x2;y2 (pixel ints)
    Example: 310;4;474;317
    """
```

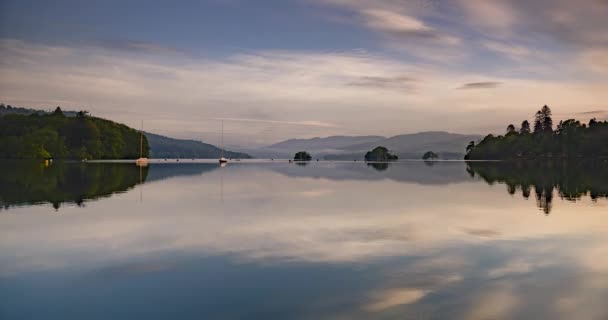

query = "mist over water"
1;161;607;319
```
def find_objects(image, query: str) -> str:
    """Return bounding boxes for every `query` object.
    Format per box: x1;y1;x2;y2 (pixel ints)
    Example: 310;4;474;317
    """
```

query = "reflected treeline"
274;161;472;185
145;163;218;183
367;162;389;171
0;161;148;210
467;161;608;214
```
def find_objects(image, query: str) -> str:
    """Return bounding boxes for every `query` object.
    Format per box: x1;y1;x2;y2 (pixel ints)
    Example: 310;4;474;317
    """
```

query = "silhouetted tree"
294;151;312;161
466;141;476;153
506;124;517;135
534;111;544;134
465;105;608;160
53;106;64;116
541;105;553;133
364;146;398;161
520;120;531;134
77;110;89;118
422;151;438;160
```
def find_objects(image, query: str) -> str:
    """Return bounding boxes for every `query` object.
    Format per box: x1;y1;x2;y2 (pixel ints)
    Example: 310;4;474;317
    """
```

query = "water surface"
1;160;607;319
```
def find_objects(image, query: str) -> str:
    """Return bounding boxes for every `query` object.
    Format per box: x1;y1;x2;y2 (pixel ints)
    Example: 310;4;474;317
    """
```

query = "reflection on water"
1;161;607;319
468;161;608;214
0;161;148;210
367;162;389;171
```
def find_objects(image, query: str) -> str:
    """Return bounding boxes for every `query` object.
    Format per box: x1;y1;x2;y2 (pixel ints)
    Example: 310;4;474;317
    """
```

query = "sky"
1;0;607;146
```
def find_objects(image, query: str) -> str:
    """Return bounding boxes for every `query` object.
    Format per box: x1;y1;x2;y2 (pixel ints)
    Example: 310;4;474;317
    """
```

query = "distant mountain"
342;131;482;156
261;131;482;160
146;132;251;159
268;135;385;151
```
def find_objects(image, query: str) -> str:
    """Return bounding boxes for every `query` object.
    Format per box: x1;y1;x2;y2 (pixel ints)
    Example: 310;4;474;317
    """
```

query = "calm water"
1;160;607;319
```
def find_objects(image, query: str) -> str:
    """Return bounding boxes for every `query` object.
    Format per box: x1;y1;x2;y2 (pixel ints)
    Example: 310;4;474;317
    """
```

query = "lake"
1;160;607;319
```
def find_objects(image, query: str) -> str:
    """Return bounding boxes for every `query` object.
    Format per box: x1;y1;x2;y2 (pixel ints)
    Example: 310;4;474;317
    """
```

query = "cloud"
580;48;608;74
2;39;608;145
576;110;607;115
346;75;415;90
459;0;608;47
360;9;459;45
459;0;516;33
95;39;187;56
464;228;501;238
208;117;339;128
364;288;428;311
483;41;530;59
318;0;461;50
458;82;502;89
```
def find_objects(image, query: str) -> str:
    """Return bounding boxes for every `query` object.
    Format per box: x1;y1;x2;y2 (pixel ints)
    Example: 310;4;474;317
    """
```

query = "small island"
294;151;312;161
364;146;398;161
465;105;608;160
422;151;439;160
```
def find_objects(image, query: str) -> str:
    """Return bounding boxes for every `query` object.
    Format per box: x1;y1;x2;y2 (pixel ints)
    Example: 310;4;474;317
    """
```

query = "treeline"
0;103;78;117
0;107;148;159
465;105;608;159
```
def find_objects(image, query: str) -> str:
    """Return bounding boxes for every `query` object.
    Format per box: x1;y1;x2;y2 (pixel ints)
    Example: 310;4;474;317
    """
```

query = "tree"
506;124;516;135
520;120;531;134
422;151;438;160
77;110;89;118
364;146;398;161
294;151;312;161
589;118;598;128
540;105;553;133
466;141;476;153
53;106;64;116
534;111;544;134
543;115;553;133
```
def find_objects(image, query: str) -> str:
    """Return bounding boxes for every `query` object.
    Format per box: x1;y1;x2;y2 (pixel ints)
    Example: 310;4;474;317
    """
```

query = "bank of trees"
364;146;398;161
0;107;148;159
465;105;608;160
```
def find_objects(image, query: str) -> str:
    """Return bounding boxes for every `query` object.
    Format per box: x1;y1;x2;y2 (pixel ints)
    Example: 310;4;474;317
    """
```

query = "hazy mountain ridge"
258;131;483;159
268;135;385;150
146;133;251;159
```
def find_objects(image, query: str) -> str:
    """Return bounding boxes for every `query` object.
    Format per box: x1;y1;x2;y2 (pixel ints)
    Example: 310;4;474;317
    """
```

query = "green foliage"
0;110;148;159
422;151;438;160
294;151;312;161
466;105;608;160
364;146;398;161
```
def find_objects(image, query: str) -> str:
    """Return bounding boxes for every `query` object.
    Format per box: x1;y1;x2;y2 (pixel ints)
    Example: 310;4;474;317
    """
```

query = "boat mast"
140;120;143;158
221;120;224;158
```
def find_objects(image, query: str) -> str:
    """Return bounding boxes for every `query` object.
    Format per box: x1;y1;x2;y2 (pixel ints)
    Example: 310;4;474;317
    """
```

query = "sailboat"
219;120;228;164
135;120;149;167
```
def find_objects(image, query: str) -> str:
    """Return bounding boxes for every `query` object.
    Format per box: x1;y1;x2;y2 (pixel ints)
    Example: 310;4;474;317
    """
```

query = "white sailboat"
135;120;149;167
219;120;228;164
